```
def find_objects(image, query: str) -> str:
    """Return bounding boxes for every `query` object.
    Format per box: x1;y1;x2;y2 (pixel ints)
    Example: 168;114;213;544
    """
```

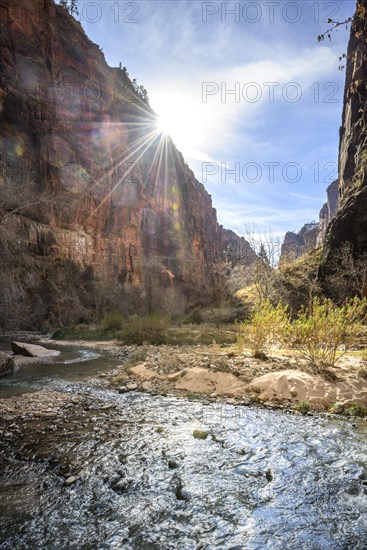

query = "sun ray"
87;126;161;219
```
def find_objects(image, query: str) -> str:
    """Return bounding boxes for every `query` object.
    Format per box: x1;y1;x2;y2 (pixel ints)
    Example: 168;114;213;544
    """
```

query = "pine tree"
258;243;270;265
60;1;79;16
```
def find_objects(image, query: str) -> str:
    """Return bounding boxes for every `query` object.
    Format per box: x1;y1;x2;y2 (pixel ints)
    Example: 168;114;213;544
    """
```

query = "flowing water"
0;345;366;549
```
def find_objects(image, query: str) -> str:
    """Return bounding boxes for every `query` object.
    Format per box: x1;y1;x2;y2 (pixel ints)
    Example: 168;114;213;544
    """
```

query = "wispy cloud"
289;192;325;202
79;0;353;235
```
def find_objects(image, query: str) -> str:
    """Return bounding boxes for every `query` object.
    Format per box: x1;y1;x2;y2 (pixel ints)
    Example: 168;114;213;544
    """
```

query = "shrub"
119;314;170;344
101;312;125;331
52;325;114;341
329;403;345;414
295;401;310;413
201;305;239;325
193;429;209;439
285;297;366;371
240;300;289;358
188;308;203;324
344;405;367;417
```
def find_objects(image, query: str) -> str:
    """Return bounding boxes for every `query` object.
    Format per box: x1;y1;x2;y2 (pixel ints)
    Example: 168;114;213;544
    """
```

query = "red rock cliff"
0;0;244;328
324;0;367;254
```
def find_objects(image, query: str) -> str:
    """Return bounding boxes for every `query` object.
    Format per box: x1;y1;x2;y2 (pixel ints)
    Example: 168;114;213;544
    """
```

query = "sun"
156;112;175;137
153;94;208;159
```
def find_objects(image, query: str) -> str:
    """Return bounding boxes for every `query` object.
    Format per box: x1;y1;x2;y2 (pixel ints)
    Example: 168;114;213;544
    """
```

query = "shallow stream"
0;344;366;549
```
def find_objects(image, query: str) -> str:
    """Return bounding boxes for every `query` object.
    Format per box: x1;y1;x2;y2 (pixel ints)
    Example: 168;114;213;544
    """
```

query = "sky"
71;0;356;240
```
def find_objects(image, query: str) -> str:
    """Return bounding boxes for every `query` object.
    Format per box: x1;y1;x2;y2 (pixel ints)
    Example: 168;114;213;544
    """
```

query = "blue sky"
73;0;355;239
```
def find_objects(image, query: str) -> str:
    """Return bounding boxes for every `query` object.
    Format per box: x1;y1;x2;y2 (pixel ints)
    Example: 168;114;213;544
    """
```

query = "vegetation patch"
284;297;366;371
239;300;289;359
118;314;171;345
294;401;310;413
101;312;125;331
193;430;209;440
52;325;117;341
343;405;367;417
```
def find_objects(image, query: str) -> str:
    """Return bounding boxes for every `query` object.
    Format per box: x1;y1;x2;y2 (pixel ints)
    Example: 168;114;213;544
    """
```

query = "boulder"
167;370;186;382
175;367;247;396
247;369;367;409
0;351;15;376
129;364;157;380
11;342;60;358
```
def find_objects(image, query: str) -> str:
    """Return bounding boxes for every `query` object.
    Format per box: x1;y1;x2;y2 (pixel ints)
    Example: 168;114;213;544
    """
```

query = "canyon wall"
324;0;367;257
315;180;339;247
279;178;339;265
279;222;319;266
280;2;367;268
0;0;246;329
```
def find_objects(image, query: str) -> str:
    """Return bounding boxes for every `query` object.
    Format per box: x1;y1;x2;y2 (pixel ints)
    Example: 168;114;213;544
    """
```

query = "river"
0;345;366;549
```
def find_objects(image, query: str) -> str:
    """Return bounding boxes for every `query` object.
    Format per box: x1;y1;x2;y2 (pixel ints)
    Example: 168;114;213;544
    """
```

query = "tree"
238;223;281;304
285;297;366;371
241;300;289;359
139;86;149;102
258;243;270;265
317;16;353;44
240;223;281;268
59;0;79;16
325;242;367;303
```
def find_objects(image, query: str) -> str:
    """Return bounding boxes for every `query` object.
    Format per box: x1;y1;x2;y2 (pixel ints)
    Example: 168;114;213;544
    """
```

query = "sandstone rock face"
284;2;367;264
0;351;15;376
0;0;249;328
279;222;319;265
324;0;367;256
316;180;338;247
221;228;257;265
11;341;60;357
280;180;339;265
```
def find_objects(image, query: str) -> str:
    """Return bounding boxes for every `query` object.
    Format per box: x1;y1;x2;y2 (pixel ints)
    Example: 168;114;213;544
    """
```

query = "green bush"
101;312;125;331
119;314;171;345
295;401;310;413
240;300;289;358
329;403;345;414
344;405;367;417
329;403;367;416
52;325;113;340
285;297;366;370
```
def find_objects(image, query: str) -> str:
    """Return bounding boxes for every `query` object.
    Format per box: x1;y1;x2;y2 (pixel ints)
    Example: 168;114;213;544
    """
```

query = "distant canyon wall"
279;180;338;265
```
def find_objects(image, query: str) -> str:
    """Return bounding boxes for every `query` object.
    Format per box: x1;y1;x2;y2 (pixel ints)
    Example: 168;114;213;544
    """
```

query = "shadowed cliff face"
279;223;319;266
325;0;367;255
279;180;339;265
281;2;367;267
0;0;246;328
315;180;338;248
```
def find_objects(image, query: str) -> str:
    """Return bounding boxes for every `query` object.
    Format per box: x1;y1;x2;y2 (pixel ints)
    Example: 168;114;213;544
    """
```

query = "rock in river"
0;351;15;376
11;342;60;358
64;476;76;486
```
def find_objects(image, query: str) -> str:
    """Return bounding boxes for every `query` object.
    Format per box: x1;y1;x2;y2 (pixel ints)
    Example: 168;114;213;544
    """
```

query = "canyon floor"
2;336;367;548
35;338;367;416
